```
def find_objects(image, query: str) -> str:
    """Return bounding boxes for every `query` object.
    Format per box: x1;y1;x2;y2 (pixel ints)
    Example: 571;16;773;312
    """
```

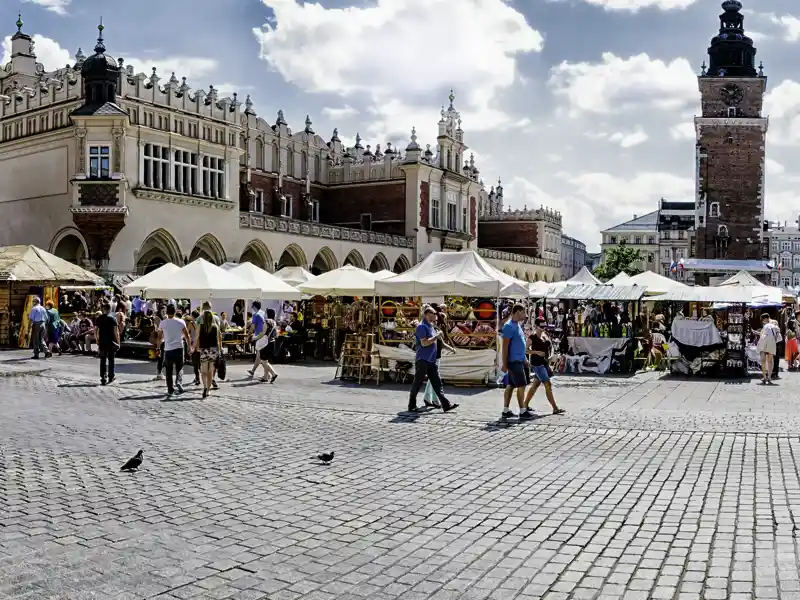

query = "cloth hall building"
0;18;562;283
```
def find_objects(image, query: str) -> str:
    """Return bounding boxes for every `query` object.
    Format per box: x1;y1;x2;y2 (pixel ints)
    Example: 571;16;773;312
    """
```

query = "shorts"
259;341;275;361
200;348;219;363
507;360;530;388
532;364;551;383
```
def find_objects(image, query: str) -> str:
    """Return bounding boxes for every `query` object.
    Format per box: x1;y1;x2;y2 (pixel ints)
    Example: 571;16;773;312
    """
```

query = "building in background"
693;0;767;263
766;220;800;288
0;18;560;281
657;199;695;282
561;234;587;280
476;182;562;282
600;212;659;274
585;252;602;272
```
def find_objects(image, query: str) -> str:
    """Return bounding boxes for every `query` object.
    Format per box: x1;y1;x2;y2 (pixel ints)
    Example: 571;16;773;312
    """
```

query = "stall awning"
549;284;647;301
649;286;755;303
680;258;774;273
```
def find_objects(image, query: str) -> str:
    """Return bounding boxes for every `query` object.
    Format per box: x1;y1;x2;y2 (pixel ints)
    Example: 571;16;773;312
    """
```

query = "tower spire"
16;12;23;32
704;1;757;77
95;18;106;54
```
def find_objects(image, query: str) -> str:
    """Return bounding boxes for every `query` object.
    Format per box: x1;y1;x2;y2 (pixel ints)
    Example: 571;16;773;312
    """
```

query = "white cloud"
253;0;542;145
670;122;695;140
767;158;786;175
1;34;72;71
549;52;698;117
121;56;219;85
321;105;359;120
770;14;800;42
23;0;70;16
575;0;696;11
588;126;649;148
505;171;693;250
764;79;800;146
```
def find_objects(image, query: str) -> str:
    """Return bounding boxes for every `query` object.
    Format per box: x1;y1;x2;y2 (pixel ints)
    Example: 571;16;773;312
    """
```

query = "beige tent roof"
716;270;765;287
567;266;601;285
0;245;103;284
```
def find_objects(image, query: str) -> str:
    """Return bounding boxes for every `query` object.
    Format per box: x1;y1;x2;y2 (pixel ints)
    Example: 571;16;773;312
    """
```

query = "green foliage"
594;241;643;281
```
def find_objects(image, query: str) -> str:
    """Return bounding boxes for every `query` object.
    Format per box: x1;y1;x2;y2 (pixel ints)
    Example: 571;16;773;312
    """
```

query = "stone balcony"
239;212;416;249
477;248;561;269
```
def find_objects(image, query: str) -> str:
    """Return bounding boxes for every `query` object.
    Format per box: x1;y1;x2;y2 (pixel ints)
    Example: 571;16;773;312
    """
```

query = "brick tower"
694;0;768;261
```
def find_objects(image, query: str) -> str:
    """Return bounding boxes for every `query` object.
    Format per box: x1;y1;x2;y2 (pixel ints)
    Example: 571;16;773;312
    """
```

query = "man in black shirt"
95;300;120;385
523;318;564;416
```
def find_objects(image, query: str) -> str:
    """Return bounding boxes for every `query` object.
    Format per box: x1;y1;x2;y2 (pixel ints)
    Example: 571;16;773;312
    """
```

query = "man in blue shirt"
407;305;458;413
247;301;265;378
501;303;529;420
28;297;49;359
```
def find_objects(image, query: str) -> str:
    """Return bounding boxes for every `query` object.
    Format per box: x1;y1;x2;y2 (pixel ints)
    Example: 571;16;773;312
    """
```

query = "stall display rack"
336;333;378;384
722;305;746;377
378;300;420;345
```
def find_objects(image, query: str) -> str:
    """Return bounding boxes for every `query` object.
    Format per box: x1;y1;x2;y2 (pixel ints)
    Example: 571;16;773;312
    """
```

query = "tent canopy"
548;284;647;302
0;245;103;284
567;266;601;285
122;263;181;296
135;258;262;299
627;271;689;295
298;265;387;297
716;270;765;287
606;271;632;285
228;262;302;300
375;250;530;297
274;266;315;287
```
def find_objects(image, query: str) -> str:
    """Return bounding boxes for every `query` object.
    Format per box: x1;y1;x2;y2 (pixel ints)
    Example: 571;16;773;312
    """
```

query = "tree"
594;241;643;281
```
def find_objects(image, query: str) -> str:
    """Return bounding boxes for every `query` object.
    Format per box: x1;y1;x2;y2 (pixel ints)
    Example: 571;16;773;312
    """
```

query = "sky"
4;0;800;252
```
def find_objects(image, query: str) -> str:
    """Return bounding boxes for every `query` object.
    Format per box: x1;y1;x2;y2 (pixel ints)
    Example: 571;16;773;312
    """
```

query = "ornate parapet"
478;247;561;269
239;212;416;249
480;206;562;226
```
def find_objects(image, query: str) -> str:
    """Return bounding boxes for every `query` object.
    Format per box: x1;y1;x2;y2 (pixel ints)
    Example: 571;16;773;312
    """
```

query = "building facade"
766;221;800;288
694;0;767;261
560;234;587;280
600;212;660;274
658;199;694;282
0;19;561;282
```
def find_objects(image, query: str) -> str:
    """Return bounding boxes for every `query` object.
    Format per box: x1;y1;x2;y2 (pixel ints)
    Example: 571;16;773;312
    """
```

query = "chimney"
633;214;637;219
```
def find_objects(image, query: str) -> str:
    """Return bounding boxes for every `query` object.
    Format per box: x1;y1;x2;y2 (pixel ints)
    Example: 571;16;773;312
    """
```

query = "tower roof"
81;20;119;77
704;0;758;78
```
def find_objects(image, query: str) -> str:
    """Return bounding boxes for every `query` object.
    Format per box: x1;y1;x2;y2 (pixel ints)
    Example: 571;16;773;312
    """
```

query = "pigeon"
317;451;334;465
120;449;143;472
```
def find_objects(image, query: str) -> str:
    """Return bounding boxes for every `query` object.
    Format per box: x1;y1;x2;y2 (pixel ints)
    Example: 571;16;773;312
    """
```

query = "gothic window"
710;203;720;218
314;154;321;182
311;199;320;223
173;150;197;195
281;195;292;218
286;149;294;177
254;189;264;213
718;224;728;237
727;107;737;118
301;151;308;178
272;144;279;173
255;139;264;170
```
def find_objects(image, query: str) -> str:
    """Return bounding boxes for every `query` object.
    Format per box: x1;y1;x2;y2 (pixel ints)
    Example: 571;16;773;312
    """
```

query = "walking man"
28;297;49;359
501;303;529;420
524;317;564;416
158;303;191;397
408;305;458;413
95;300;120;385
247;301;266;378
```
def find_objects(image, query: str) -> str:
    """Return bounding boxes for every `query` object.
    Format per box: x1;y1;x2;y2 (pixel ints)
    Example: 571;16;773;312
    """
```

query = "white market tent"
627;270;689;295
714;269;783;305
375;250;530;298
0;245;104;284
228;262;302;300
298;264;389;297
529;280;552;298
717;270;764;287
136;258;261;299
274;266;316;287
373;270;397;280
569;266;601;285
606;271;632;285
122;263;181;296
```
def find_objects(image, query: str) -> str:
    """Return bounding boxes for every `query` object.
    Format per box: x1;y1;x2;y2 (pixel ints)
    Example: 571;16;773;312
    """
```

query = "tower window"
88;145;111;179
710;202;720;218
727;107;737;117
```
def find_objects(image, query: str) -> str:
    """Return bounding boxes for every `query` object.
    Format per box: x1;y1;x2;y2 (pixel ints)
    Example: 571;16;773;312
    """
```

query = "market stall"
375;250;529;384
121;263;182;296
546;284;646;374
0;245;103;347
132;258;262;301
648;285;754;376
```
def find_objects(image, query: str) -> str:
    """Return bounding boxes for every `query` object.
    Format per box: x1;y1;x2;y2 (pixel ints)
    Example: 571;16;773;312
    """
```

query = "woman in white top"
757;312;781;385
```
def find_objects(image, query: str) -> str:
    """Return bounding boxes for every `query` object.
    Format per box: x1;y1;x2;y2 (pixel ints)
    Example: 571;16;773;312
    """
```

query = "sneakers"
500;410;516;421
154;373;164;381
175;384;184;394
247;369;256;379
211;380;219;390
443;403;459;413
519;408;535;421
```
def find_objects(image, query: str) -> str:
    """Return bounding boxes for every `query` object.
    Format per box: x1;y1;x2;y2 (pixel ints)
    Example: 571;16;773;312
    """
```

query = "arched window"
300;151;308;178
272;144;279;173
255;138;264;170
314;154;321;182
718;224;728;237
286;149;294;178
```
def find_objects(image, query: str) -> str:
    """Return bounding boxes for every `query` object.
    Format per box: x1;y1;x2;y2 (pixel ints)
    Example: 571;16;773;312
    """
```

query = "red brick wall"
322;181;406;233
420;182;430;229
478;221;540;257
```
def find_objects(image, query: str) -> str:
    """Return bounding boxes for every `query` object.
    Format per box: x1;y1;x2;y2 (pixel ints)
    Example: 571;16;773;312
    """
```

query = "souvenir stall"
0;245;104;347
298;266;390;367
374;250;529;385
546;284;647;375
648;286;754;376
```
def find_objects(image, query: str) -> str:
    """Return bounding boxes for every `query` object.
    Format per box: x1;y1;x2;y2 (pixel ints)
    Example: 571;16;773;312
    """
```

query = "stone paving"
2;351;800;599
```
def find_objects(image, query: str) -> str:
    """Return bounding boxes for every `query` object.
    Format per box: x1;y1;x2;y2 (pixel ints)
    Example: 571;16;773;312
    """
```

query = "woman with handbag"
196;310;221;398
253;308;279;383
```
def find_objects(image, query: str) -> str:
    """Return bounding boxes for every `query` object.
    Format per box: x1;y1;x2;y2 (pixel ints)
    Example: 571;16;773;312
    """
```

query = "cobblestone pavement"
3;351;800;599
